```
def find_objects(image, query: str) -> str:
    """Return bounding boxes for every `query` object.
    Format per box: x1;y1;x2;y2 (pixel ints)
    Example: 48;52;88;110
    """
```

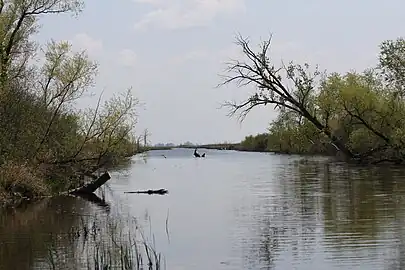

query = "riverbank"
0;1;146;209
0;152;137;208
0;145;170;208
0;144;172;208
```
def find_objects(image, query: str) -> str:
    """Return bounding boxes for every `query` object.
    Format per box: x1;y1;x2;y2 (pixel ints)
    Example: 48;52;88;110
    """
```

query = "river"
1;148;405;269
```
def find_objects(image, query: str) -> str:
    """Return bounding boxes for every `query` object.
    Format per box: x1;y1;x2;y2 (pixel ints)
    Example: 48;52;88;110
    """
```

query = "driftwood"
72;192;110;210
124;189;168;195
66;172;111;195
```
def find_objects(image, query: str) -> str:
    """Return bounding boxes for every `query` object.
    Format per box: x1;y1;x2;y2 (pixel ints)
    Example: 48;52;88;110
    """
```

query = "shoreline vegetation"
147;143;326;156
161;143;331;155
215;34;405;165
0;0;151;207
0;1;165;266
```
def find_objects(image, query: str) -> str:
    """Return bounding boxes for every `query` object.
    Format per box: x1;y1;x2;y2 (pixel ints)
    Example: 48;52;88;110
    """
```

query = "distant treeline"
238;132;335;155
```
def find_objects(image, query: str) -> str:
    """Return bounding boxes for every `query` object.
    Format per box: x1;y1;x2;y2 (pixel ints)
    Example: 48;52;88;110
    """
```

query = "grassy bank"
0;0;144;205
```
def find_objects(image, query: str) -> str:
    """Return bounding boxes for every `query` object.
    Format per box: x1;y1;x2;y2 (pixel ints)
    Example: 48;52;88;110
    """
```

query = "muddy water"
1;148;405;269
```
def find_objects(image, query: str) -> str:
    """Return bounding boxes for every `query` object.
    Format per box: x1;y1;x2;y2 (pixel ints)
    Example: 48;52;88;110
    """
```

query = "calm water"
2;148;405;269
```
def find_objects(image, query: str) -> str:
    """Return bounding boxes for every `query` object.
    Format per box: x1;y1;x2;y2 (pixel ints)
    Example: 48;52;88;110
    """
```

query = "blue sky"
34;0;404;145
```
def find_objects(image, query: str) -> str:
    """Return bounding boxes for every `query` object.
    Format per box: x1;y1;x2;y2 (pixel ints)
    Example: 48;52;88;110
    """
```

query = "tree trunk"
301;109;355;159
68;172;111;195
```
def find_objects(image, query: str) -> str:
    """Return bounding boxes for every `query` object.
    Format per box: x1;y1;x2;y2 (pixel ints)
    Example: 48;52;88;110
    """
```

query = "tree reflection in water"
236;158;322;269
0;194;162;270
238;157;405;269
0;196;88;270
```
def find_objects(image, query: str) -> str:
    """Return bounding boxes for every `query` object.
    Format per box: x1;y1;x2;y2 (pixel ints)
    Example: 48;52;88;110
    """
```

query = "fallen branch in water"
124;189;168;195
59;172;111;196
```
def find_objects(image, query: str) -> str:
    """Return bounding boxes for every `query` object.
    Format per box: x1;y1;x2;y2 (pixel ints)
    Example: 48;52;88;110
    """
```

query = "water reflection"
0;194;161;270
2;150;405;269
0;196;91;270
241;158;405;269
321;164;405;268
239;158;322;269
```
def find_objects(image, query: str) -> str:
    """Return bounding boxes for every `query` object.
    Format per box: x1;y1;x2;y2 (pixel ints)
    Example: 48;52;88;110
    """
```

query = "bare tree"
218;34;355;159
143;128;151;147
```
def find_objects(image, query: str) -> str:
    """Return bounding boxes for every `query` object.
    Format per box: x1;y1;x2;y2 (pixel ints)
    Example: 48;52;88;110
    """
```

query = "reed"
45;213;164;270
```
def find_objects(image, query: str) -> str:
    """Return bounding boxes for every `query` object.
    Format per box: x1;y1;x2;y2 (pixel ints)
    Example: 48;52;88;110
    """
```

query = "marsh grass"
45;213;164;270
0;161;50;206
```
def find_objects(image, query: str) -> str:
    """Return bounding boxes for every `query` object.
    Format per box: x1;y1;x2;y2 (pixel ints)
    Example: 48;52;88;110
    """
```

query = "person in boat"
194;148;206;158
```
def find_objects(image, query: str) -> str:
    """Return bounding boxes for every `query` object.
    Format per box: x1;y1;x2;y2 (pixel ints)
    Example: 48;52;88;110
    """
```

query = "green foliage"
265;69;405;159
378;37;405;96
223;34;405;164
266;114;327;154
240;133;269;152
0;0;142;204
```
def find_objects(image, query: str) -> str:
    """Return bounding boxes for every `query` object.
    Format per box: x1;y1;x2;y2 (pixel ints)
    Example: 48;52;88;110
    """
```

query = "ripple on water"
2;150;405;269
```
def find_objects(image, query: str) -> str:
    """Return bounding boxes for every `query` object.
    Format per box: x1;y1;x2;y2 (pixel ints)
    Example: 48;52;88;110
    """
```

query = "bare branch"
218;33;357;159
70;90;104;159
218;34;311;122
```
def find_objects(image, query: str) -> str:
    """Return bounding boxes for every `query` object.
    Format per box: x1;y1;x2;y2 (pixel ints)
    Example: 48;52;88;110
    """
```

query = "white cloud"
215;39;308;68
169;37;303;65
133;0;245;30
134;0;160;3
169;49;210;65
117;49;137;67
71;33;103;55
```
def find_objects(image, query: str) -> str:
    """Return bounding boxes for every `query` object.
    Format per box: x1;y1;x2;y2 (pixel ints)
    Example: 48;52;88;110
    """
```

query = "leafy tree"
0;0;83;83
0;0;142;203
378;37;405;97
219;34;355;159
220;34;405;164
240;133;268;152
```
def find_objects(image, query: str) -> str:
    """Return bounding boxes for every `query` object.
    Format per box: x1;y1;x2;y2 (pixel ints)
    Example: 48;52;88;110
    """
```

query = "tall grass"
44;213;164;270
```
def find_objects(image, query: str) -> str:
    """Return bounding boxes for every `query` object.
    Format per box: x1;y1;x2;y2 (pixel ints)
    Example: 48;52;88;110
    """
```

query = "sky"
34;0;404;145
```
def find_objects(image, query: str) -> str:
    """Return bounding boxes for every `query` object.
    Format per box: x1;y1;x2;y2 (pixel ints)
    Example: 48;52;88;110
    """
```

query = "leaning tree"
218;34;357;160
219;34;405;164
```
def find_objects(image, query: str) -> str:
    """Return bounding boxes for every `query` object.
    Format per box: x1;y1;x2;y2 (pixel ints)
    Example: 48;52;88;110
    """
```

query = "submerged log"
72;192;110;210
68;172;111;195
124;189;168;195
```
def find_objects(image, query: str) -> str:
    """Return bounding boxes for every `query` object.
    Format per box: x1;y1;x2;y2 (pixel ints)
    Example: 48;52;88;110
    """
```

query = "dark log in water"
68;172;111;195
124;189;168;195
72;192;110;211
